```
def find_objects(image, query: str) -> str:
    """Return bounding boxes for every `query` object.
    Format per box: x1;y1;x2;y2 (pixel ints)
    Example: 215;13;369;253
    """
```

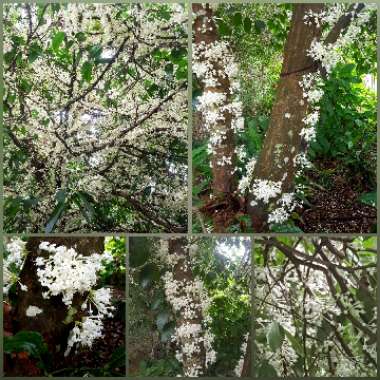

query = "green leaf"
75;32;86;42
284;329;303;356
130;238;151;267
28;43;43;63
256;360;277;377
232;12;243;27
270;223;303;233
267;321;285;351
254;20;266;33
359;192;376;207
104;346;126;370
45;191;67;233
4;331;48;358
243;17;252;33
151;297;163;311
88;44;103;61
139;263;160;289
81;61;93;83
52;31;65;52
75;191;97;224
160;322;175;342
217;20;232;37
156;311;170;331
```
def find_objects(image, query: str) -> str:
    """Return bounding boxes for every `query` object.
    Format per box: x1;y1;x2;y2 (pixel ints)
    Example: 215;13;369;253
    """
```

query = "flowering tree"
129;237;251;377
255;237;377;377
3;3;188;233
192;3;376;233
3;236;126;376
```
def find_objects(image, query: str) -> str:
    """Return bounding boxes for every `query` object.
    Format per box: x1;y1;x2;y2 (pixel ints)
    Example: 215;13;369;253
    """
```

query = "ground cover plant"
192;3;377;233
129;236;251;377
3;2;188;233
254;236;377;377
3;236;126;376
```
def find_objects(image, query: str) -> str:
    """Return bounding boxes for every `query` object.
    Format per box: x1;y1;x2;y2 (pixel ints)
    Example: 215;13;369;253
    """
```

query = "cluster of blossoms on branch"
35;242;114;355
256;238;377;376
193;7;244;173
3;238;117;355
250;3;375;227
4;3;187;231
3;238;28;294
160;240;217;377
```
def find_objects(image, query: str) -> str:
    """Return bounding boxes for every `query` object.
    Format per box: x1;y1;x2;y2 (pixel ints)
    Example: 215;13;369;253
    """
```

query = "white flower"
251;179;282;204
300;127;317;142
26;305;43;317
36;242;106;306
65;316;104;356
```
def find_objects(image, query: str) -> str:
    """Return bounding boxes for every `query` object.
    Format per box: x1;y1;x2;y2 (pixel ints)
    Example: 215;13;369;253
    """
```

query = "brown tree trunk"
241;334;251;377
193;4;238;231
247;4;324;231
168;238;206;376
12;237;104;358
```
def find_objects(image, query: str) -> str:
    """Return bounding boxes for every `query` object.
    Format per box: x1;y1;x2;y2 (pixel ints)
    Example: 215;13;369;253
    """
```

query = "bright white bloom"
65;316;104;356
36;242;108;306
300;127;317;142
251;179;282;204
26;305;43;317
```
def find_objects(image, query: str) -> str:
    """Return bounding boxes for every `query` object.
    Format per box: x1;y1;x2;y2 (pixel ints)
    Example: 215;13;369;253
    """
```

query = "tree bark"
241;334;251;377
193;4;238;231
168;238;206;376
247;4;325;231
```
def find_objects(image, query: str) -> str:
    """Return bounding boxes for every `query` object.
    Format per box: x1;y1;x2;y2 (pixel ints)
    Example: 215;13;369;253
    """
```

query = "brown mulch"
298;163;376;233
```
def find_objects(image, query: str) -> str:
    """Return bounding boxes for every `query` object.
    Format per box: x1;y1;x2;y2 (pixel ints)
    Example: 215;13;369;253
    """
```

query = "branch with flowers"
3;236;126;376
254;236;377;377
192;3;376;233
4;3;188;233
129;236;251;377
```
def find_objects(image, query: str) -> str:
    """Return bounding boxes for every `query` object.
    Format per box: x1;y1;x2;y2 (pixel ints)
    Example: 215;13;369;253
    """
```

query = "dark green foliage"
308;62;376;188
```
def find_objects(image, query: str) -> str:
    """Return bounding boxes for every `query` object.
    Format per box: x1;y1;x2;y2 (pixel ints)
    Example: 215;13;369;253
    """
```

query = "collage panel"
129;236;252;377
3;236;126;377
192;2;377;233
254;236;377;377
3;2;188;233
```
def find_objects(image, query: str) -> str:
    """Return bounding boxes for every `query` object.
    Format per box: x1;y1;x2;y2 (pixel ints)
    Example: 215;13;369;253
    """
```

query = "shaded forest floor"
193;159;376;233
299;160;376;233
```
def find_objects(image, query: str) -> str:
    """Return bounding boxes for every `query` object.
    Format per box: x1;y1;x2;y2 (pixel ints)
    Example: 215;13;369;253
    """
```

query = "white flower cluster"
26;305;43;317
250;179;282;206
3;238;28;295
193;16;244;169
4;4;188;231
36;242;111;306
300;3;376;152
268;193;299;225
162;247;217;377
36;242;114;355
287;3;376;219
256;241;377;376
238;157;257;194
65;315;103;356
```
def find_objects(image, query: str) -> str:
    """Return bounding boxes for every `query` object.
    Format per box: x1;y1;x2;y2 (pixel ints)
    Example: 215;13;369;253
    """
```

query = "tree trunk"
241;334;251;377
168;238;206;376
247;4;324;231
193;4;238;231
12;237;104;361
